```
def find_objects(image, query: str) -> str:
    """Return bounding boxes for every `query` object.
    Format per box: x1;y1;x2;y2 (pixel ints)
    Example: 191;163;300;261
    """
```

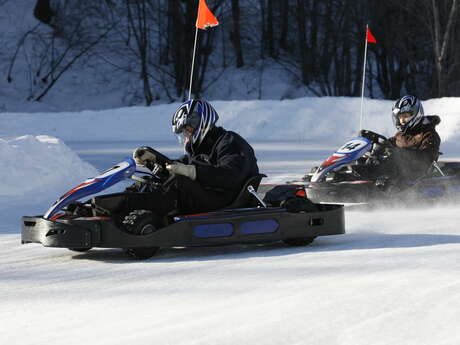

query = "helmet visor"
173;110;201;134
397;112;415;125
393;109;415;127
175;126;195;147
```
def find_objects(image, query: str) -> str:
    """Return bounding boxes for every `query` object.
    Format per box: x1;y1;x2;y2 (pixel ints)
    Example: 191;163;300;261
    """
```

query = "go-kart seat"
224;174;267;209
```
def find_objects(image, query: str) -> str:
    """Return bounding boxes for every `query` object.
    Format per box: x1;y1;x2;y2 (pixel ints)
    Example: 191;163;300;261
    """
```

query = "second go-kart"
21;149;345;260
302;130;460;205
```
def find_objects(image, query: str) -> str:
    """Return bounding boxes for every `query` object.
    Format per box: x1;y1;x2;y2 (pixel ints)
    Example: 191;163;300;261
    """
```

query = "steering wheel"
359;130;393;165
359;129;389;145
145;148;172;168
132;148;173;186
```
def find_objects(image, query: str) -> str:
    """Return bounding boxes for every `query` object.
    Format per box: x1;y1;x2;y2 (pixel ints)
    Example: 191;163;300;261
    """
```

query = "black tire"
122;210;163;260
281;196;317;247
122;210;162;235
68;247;92;252
283;237;316;246
125;247;160;260
281;196;318;213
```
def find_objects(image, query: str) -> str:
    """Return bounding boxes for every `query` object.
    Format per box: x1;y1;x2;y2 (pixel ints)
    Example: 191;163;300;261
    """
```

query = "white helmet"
392;95;424;133
172;99;219;147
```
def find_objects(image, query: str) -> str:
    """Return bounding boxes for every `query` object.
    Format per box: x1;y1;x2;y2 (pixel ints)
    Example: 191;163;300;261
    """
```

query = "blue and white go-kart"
22;149;345;259
303;130;460;205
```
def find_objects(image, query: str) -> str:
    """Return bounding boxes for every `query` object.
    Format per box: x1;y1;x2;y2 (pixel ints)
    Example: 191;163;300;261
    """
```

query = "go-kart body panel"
22;205;345;249
306;168;460;204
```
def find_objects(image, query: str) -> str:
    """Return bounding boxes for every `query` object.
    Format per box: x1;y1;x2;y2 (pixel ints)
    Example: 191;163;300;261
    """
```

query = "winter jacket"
179;127;259;199
388;115;441;180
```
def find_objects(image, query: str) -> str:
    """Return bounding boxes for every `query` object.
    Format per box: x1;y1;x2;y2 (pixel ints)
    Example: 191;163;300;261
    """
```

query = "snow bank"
1;97;459;146
0;96;459;198
0;135;98;197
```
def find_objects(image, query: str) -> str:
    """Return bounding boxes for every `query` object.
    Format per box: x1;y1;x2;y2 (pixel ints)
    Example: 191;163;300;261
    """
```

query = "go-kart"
302;130;460;205
21;149;345;259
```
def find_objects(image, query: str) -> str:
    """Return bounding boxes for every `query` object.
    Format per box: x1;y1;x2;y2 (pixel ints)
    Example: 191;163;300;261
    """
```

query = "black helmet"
172;99;219;147
392;95;424;133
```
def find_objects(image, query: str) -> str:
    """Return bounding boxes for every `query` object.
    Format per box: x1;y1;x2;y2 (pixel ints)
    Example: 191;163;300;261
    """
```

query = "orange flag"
196;0;219;30
366;27;377;43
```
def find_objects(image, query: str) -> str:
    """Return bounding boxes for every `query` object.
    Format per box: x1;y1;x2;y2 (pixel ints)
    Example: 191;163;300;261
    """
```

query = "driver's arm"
418;131;441;163
193;138;246;190
175;154;190;164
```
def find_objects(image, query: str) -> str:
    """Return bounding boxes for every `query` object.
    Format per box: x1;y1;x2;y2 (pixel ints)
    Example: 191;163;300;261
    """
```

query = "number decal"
342;143;360;151
337;139;368;154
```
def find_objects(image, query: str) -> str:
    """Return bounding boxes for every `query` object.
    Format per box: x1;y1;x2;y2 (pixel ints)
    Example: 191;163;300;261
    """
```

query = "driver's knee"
165;174;197;191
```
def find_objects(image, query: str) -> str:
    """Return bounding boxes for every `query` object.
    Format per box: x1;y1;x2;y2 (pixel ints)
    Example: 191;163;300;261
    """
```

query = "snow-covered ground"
1;97;460;345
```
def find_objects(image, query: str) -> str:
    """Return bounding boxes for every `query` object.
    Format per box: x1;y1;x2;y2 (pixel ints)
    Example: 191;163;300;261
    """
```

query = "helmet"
172;99;219;147
392;95;424;133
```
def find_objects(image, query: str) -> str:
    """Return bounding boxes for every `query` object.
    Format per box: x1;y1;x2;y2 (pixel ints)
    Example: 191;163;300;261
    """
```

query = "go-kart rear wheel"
283;237;316;246
281;196;318;213
125;247;159;260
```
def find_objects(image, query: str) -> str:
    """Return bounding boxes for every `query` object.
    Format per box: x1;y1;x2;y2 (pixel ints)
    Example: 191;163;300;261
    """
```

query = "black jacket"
179;127;259;198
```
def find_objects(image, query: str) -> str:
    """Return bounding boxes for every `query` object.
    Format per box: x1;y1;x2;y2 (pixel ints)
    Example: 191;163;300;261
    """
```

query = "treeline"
6;0;460;104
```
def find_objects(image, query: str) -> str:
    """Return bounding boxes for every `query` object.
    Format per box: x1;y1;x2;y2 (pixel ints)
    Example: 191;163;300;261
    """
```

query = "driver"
388;95;441;180
359;95;441;184
128;99;259;227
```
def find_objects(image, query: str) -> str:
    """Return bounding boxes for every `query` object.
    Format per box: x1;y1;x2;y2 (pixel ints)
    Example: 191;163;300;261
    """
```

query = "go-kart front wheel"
283;237;316;246
122;210;163;235
124;247;160;260
122;210;163;260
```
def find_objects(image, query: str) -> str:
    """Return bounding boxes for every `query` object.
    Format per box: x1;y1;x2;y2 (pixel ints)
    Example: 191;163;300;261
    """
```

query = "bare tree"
296;0;308;85
126;0;154;105
431;0;458;96
230;0;244;67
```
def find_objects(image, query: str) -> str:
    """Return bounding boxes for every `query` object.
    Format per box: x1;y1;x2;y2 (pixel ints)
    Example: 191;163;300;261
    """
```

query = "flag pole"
188;26;199;101
188;0;219;101
359;24;369;131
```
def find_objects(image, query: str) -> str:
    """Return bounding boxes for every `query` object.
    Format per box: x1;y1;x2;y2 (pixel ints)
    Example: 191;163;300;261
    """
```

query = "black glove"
358;129;368;137
371;142;384;156
359;130;388;146
133;146;157;170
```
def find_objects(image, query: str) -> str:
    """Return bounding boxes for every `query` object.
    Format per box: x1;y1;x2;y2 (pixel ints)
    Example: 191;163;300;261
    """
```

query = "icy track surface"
2;96;460;344
2;145;460;344
1;206;460;345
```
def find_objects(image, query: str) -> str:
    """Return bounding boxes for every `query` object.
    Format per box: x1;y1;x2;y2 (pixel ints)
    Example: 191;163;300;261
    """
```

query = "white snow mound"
0;135;98;197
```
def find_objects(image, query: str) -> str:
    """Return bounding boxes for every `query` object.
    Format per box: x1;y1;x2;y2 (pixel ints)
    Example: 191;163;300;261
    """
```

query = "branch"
439;0;458;62
6;24;41;82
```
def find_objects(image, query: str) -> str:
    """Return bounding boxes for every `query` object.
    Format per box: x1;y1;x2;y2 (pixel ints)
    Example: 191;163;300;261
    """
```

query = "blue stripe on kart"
194;223;234;238
240;219;279;235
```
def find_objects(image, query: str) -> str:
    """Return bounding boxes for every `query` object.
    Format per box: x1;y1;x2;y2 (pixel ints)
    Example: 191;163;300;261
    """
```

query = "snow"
0;135;97;197
1;97;460;344
1;96;460;145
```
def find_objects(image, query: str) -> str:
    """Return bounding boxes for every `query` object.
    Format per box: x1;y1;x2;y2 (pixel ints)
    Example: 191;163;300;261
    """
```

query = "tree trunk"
296;0;309;85
230;0;244;67
258;0;266;59
432;0;458;96
266;0;275;58
279;1;289;52
126;0;153;105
